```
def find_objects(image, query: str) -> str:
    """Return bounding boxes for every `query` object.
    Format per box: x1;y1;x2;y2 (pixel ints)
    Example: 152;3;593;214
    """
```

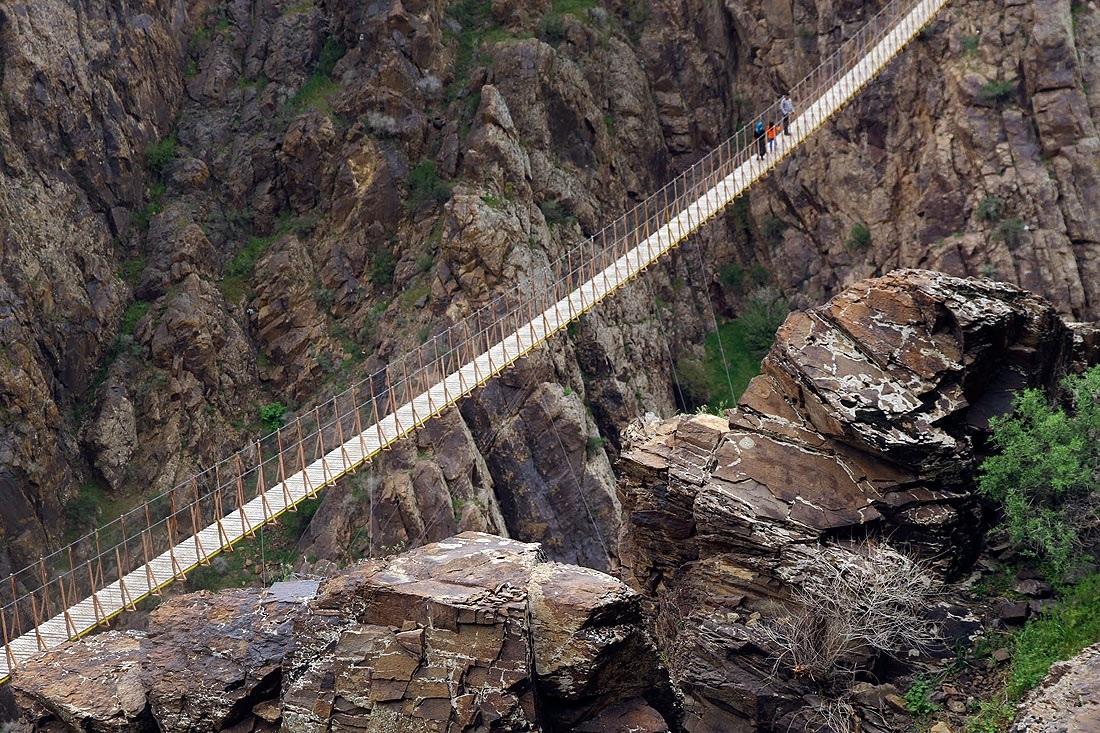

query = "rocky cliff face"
4;0;1100;592
10;532;675;732
617;270;1092;731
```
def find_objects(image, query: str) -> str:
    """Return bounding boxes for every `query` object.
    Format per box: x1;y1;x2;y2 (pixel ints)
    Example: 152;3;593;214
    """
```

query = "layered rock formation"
617;270;1090;731
11;532;674;732
4;0;1100;625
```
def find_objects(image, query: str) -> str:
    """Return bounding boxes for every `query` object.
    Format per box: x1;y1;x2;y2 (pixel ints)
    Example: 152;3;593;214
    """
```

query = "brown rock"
1016;642;1100;732
12;631;150;732
618;270;1081;730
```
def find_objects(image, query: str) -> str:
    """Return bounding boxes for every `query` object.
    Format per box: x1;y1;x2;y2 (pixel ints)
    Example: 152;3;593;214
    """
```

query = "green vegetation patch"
289;37;346;113
145;132;178;177
405;161;453;212
120;301;152;335
978;365;1100;576
845;221;872;252
1009;573;1100;698
695;287;789;411
979;79;1017;105
221;232;281;302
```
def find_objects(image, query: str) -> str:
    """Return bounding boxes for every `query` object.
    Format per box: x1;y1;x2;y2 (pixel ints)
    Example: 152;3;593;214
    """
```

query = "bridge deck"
0;0;947;682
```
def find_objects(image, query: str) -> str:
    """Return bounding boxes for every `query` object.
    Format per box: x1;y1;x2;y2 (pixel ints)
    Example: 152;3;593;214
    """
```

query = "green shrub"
961;35;980;54
845;221;872;252
120;301;151;335
539;199;574;226
979;79;1017;105
259;402;286;434
903;674;941;716
145;132;178;177
1009;573;1100;698
965;696;1015;733
741;286;789;358
718;261;744;292
673;355;712;411
995;217;1025;247
371;250;397;286
64;484;105;534
405;161;452;211
762;215;788;243
539;12;567;43
976;195;1001;222
316;36;346;77
978;365;1100;576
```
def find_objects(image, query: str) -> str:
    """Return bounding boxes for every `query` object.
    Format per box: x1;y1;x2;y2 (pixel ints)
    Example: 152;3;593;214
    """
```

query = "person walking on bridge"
754;120;767;160
780;92;794;135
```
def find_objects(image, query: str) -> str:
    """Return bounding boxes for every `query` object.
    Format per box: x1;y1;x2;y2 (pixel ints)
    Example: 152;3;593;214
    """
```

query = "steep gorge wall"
2;0;1100;581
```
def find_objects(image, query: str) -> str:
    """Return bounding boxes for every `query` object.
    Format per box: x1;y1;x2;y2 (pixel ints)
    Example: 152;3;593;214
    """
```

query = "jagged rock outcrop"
1014;642;1100;732
5;0;1100;646
617;270;1085;732
11;532;675;733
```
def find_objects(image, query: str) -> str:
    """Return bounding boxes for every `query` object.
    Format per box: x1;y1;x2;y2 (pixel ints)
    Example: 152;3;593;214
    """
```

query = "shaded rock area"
1014;642;1100;732
617;270;1085;732
11;533;674;733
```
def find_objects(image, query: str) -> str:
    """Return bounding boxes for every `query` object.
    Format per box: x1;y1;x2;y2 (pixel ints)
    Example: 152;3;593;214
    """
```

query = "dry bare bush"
755;542;940;687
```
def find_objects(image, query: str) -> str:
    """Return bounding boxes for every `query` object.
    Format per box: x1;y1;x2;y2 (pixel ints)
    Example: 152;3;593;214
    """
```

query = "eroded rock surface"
617;270;1084;732
1015;642;1100;732
11;532;673;733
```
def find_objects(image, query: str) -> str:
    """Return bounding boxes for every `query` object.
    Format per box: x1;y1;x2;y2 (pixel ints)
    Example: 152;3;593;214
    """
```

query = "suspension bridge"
0;0;948;682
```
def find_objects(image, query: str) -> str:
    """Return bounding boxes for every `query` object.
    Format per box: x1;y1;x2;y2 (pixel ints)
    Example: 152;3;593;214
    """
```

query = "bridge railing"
1;0;939;678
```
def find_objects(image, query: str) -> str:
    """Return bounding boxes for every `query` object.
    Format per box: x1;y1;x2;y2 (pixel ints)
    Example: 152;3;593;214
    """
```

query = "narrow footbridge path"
0;0;948;682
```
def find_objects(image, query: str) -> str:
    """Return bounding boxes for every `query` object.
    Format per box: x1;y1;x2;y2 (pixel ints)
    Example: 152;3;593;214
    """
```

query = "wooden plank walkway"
0;0;947;682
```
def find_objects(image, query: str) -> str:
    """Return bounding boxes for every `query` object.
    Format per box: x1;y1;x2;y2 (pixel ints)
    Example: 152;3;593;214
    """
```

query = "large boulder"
11;533;674;733
617;270;1083;732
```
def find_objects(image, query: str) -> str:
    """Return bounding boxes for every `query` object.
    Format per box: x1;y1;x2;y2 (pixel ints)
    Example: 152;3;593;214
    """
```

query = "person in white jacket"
780;93;794;135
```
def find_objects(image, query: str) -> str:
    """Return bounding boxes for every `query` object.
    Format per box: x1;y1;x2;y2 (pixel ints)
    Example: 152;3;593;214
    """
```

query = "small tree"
979;366;1100;575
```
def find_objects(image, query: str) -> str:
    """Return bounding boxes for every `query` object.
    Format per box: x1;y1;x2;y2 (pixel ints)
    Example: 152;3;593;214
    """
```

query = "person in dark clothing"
755;120;767;160
780;93;794;135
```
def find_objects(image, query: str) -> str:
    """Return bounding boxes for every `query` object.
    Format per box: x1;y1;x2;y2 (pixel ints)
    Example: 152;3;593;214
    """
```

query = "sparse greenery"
673;354;712;412
718;261;744;292
698;287;790;410
762;215;788;243
979;79;1017;105
405;161;453;212
903;674;941;716
539;199;575;226
371;249;397;287
995;217;1025;247
585;435;608;457
288;37;346;113
222;231;281;301
976;195;1002;222
845;221;872;252
740;286;789;358
978;365;1100;576
260;402;287;434
966;696;1015;733
120;301;151;335
961;35;980;55
145;132;178;177
1009;573;1100;698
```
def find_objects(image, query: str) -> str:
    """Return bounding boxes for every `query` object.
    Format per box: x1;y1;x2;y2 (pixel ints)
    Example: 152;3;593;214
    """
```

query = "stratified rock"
618;270;1081;731
283;532;670;732
1015;642;1100;732
11;534;673;733
12;631;151;733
